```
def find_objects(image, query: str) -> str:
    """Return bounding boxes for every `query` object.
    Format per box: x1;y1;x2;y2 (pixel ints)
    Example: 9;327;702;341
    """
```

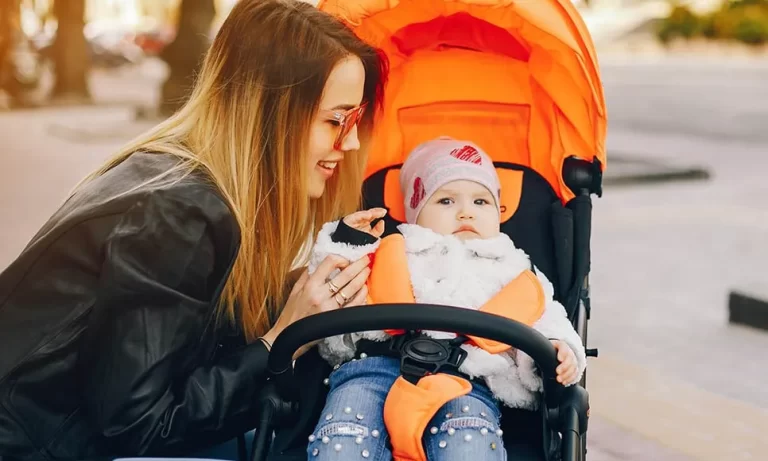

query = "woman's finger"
326;256;370;291
289;269;309;295
319;294;345;313
309;254;351;287
345;285;369;307
317;284;355;313
337;265;371;301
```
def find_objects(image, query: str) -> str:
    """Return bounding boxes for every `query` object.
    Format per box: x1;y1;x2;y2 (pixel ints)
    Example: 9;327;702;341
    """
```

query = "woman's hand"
262;254;371;358
343;207;387;238
551;340;579;386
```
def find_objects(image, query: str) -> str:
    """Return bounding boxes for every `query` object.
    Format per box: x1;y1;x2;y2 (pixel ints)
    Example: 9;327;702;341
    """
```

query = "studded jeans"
307;356;506;461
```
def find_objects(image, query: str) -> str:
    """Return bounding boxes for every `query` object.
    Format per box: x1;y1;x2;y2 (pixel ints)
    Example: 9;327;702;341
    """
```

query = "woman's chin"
308;179;326;199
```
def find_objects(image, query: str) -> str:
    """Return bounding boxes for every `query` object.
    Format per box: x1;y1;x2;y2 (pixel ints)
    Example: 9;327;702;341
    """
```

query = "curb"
729;287;768;332
603;156;711;187
604;168;710;187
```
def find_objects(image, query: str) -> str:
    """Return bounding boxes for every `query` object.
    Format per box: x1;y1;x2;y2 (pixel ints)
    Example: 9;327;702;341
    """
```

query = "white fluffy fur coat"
308;221;587;410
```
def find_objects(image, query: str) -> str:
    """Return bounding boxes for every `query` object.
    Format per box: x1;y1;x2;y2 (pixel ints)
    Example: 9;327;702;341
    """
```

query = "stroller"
252;0;607;460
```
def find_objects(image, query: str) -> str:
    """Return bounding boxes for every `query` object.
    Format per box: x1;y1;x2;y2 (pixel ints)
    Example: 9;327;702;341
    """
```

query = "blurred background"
0;0;766;460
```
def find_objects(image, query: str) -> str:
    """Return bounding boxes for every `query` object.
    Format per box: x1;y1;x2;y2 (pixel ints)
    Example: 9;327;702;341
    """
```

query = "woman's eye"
328;119;341;127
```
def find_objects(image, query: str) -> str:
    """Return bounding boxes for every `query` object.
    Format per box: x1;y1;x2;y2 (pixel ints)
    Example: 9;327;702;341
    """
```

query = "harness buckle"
392;332;468;384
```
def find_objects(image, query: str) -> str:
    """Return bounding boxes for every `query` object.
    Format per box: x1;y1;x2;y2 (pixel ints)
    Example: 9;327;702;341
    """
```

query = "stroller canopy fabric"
318;0;607;202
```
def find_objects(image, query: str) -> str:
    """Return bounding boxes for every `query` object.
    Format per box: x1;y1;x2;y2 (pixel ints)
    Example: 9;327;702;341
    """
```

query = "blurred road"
1;55;767;460
601;55;768;144
589;55;768;461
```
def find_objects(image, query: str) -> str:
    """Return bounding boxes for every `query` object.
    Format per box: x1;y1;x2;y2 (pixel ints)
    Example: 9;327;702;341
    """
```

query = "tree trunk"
51;0;90;102
0;0;22;101
159;0;216;116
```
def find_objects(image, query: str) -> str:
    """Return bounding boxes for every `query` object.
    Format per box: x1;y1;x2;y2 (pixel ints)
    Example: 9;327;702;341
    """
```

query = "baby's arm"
308;212;384;366
516;268;587;389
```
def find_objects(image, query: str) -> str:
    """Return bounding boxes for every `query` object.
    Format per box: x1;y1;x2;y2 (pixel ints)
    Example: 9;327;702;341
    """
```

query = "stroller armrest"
549;384;589;434
546;384;589;461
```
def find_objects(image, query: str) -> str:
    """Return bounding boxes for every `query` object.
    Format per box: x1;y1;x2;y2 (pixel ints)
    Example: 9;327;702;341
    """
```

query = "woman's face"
307;56;366;199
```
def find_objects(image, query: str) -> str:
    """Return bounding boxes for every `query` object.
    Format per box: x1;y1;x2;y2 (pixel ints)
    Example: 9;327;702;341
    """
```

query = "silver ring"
327;280;340;293
334;293;345;306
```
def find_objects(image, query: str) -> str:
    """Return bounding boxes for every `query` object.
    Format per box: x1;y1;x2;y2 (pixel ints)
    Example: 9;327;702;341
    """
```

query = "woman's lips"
316;160;338;178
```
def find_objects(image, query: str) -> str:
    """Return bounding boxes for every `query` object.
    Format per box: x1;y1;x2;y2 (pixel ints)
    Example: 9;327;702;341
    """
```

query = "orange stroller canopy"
318;0;607;203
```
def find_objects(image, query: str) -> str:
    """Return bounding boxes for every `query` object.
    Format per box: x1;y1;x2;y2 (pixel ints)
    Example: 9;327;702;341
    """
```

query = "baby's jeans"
307;356;506;461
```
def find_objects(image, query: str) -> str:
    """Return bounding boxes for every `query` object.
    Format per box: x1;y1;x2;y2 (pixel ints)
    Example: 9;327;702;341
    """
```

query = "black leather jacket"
0;152;328;461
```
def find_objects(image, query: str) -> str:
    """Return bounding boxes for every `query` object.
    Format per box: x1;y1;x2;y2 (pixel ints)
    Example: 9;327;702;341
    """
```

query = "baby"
306;137;586;461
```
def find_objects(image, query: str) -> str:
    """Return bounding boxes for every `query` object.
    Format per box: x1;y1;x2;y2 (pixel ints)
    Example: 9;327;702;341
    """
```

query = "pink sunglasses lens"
334;106;366;149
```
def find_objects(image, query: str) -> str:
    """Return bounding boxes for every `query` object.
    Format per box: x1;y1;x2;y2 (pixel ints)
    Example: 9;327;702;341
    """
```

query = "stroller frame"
248;0;607;458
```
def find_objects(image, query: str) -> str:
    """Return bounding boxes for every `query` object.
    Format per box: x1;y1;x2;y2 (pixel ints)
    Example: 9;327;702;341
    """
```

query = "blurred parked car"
31;20;145;70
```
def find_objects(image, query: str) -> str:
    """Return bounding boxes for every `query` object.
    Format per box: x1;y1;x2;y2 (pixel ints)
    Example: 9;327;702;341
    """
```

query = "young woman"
0;1;387;459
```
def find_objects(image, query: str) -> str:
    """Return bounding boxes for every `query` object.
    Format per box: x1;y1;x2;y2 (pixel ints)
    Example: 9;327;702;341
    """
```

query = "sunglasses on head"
320;103;367;150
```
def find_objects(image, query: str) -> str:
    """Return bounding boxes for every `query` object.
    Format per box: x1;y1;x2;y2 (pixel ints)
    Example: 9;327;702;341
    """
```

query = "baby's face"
415;180;500;240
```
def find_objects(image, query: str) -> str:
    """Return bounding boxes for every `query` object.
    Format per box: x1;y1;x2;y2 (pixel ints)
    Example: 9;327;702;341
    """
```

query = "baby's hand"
343;208;387;238
551;340;578;386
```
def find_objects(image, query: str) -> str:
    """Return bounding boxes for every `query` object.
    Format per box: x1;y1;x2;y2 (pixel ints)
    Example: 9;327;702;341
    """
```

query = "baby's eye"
474;199;490;205
437;198;453;205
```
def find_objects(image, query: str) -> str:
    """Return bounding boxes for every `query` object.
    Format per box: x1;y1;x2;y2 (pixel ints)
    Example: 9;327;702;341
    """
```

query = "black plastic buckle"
391;332;468;384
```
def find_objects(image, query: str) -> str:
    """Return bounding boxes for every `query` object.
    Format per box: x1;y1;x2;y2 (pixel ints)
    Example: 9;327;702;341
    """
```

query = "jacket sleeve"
331;218;379;245
516;268;587;391
79;190;269;456
308;220;380;366
308;220;380;274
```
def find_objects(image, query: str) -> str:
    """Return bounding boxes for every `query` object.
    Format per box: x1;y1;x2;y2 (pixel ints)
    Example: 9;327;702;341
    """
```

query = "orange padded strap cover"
383;374;472;461
467;269;545;353
367;234;414;336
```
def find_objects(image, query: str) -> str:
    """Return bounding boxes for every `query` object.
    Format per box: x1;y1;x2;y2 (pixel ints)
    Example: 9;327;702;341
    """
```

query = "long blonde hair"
76;0;387;342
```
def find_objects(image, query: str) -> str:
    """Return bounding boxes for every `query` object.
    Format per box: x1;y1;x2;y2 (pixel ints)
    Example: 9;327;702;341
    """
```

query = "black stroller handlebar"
267;303;563;408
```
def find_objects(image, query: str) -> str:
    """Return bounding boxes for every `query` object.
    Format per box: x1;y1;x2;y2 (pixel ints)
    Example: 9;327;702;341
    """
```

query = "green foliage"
656;0;768;46
657;5;701;43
